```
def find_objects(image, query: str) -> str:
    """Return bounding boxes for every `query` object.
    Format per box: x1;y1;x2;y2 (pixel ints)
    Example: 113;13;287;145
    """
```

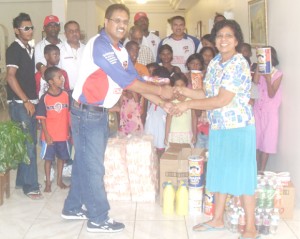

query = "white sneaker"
62;165;72;177
44;166;55;182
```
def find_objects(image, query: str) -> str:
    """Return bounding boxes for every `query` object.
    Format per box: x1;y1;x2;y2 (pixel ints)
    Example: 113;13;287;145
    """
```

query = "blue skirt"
206;125;257;196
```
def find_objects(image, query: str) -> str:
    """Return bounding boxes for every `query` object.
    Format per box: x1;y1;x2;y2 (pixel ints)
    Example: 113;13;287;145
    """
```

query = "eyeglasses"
18;26;34;32
107;18;129;26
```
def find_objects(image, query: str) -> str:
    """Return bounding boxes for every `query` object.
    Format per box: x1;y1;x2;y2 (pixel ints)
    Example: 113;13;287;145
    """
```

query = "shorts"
40;141;70;161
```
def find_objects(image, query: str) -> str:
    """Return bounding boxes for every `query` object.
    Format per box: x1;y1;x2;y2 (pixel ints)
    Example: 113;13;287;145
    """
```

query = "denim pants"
63;104;110;223
8;101;39;194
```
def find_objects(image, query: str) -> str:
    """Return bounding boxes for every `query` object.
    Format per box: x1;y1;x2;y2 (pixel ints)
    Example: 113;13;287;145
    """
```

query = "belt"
72;101;107;112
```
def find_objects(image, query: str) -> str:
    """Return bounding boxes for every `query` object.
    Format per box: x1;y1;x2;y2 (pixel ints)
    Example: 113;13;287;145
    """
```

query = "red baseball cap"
134;12;148;22
43;15;60;26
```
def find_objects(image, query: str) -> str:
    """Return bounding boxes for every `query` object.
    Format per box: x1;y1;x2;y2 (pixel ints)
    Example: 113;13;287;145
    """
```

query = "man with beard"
134;11;160;60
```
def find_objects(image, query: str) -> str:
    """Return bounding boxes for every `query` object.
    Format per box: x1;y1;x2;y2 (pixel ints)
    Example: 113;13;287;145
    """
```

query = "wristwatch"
23;99;30;104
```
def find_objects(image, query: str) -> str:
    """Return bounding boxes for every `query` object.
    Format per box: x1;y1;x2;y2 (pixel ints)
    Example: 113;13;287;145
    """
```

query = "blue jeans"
8;101;39;194
63;104;110;223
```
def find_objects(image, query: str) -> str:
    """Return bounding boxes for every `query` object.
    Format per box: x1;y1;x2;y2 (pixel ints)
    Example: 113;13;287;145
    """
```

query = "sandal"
193;222;225;232
26;191;44;200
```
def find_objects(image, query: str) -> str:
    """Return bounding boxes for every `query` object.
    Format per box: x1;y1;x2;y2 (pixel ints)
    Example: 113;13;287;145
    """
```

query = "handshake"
158;85;189;116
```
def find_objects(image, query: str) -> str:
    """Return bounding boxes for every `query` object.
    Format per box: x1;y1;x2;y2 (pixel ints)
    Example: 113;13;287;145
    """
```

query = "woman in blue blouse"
171;20;258;239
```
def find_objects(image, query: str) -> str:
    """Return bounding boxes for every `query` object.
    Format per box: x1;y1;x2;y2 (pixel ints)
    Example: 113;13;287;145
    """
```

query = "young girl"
158;44;181;75
144;66;170;159
185;53;204;89
165;72;197;145
199;46;216;77
253;46;283;172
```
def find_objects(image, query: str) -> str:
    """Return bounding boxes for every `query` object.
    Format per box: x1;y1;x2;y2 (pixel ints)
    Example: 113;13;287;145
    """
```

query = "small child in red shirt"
36;66;70;192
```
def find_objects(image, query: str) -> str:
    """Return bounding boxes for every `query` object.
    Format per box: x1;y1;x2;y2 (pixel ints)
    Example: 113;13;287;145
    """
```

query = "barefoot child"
36;66;70;192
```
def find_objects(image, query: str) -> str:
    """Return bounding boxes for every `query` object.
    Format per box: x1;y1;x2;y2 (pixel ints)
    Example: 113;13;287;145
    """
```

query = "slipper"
239;236;261;239
193;222;226;232
26;191;44;200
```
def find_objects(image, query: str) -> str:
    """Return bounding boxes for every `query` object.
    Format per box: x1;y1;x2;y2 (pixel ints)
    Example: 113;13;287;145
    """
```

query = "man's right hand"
24;101;35;117
161;85;174;100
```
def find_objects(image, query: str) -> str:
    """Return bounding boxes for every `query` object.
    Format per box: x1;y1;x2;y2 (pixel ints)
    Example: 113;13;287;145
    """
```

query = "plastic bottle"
238;210;246;233
231;208;239;233
163;181;175;215
270;208;280;234
265;180;275;209
258;180;266;209
262;209;271;235
175;182;189;216
255;208;263;233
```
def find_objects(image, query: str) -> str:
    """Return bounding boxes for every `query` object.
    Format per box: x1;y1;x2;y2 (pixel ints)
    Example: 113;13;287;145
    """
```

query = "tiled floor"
0;107;300;239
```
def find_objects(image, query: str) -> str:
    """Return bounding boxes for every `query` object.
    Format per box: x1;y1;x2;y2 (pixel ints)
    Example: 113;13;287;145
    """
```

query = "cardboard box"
160;145;206;205
280;181;295;219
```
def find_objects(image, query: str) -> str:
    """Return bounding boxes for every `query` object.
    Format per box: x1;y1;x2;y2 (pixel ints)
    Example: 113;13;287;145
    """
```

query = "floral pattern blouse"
204;53;254;130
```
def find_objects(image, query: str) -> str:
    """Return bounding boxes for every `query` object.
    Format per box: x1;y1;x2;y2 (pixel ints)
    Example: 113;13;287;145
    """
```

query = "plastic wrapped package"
104;138;131;201
126;135;158;202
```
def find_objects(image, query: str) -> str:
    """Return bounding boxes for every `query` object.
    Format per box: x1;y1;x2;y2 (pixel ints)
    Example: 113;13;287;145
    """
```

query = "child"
185;53;204;88
165;72;197;145
240;42;259;105
144;66;170;159
253;46;283;172
199;46;216;77
36;66;70;192
158;44;181;75
118;41;148;135
35;44;70;99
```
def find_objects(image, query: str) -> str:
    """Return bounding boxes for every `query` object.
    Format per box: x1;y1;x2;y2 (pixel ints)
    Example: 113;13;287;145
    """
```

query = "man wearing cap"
134;11;160;60
158;15;200;73
34;15;63;71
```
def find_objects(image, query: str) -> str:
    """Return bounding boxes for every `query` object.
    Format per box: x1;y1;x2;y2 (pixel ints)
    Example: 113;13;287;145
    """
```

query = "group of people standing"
5;3;282;239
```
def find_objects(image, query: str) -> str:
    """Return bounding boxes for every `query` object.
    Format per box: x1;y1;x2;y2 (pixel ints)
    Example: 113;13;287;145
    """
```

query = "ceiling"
97;0;200;13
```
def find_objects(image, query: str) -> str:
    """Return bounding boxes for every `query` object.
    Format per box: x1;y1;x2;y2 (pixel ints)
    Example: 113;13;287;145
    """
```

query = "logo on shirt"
123;61;128;70
103;51;118;64
151;40;156;46
183;45;189;53
47;102;68;113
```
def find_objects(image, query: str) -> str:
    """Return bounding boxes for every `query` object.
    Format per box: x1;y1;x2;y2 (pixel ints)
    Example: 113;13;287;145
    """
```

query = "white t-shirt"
60;41;85;90
34;38;63;70
143;32;160;60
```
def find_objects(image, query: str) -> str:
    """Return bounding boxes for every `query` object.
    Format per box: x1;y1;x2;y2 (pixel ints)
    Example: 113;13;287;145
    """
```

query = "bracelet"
23;99;29;104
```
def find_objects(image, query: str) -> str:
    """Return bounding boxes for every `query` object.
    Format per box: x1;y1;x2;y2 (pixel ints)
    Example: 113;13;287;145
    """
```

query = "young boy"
36;66;70;192
35;44;70;99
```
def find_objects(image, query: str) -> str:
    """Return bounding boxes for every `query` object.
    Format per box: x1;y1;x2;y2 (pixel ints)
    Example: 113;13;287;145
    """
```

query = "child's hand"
164;137;168;146
45;134;53;145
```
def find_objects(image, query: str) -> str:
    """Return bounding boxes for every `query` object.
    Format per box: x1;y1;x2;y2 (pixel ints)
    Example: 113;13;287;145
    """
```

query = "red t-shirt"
36;90;70;141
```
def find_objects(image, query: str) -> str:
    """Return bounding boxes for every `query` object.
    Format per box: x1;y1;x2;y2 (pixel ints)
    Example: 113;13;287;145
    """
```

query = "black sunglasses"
18;26;34;32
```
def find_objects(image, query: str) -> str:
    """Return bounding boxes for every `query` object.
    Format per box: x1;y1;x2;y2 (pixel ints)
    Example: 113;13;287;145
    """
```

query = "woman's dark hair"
13;13;31;29
105;4;129;19
185;53;204;71
170;72;188;87
199;46;216;58
211;19;244;52
152;66;170;78
158;44;173;55
264;46;279;66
